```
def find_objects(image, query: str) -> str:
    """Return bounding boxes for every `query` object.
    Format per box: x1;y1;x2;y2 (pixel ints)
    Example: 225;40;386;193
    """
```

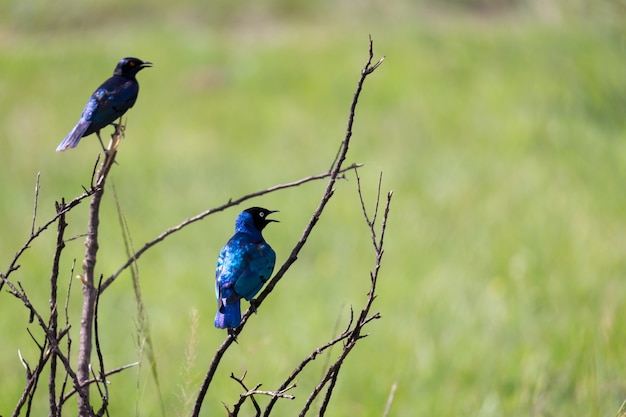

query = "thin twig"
49;198;68;417
60;362;139;404
59;259;76;414
318;366;340;416
100;163;362;293
299;175;392;416
245;387;296;400
230;374;296;417
0;181;95;293
31;172;40;236
262;319;354;416
3;278;89;413
242;35;384;332
312;304;346;411
355;170;384;252
93;276;110;417
229;373;261;417
192;36;384;417
191;334;238;417
12;341;50;417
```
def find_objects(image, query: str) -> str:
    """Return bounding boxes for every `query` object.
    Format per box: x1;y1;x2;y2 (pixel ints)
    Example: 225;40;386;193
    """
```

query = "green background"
1;1;626;415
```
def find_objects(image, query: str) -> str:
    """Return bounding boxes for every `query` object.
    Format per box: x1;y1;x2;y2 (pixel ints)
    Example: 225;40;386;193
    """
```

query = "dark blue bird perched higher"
56;57;152;152
214;207;278;329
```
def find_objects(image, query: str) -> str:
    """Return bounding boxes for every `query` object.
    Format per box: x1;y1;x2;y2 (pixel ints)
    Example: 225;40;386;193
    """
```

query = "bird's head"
239;207;279;233
114;57;153;78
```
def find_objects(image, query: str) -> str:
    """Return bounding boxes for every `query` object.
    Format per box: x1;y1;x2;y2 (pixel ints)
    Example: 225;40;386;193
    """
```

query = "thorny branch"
0;176;95;293
60;362;138;405
59;260;76;410
295;175;391;417
296;186;390;416
226;373;296;417
49;198;68;417
1;135;364;417
1;37;387;417
191;36;385;417
228;373;261;416
261;316;355;416
99;162;362;293
4;278;87;414
92;276;110;417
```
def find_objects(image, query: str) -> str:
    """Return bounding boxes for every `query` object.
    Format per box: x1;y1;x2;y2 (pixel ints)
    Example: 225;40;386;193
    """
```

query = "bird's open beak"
140;61;153;69
267;210;280;223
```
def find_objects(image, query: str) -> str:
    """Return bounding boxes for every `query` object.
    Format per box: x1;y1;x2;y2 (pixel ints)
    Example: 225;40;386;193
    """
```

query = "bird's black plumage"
56;57;152;151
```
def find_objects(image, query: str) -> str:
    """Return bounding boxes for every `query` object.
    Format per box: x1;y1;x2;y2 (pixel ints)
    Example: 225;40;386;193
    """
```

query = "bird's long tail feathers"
214;298;241;329
56;119;90;151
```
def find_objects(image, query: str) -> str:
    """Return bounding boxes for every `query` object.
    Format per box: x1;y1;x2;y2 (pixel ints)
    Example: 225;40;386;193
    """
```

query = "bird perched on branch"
56;57;152;152
214;207;278;330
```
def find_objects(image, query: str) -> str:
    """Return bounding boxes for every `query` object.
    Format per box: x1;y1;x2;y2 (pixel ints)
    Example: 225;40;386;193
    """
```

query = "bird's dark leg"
112;119;126;136
227;328;239;343
111;122;120;133
249;299;259;314
95;131;108;153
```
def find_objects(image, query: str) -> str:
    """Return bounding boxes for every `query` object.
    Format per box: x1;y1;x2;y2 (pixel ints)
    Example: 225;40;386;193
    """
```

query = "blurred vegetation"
2;0;626;31
1;0;626;416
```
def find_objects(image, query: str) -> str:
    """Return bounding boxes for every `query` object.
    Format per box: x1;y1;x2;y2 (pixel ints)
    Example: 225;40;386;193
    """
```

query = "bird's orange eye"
129;62;135;67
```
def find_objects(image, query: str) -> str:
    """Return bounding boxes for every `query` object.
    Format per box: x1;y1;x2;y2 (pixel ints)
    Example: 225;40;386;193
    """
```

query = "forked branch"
192;36;385;417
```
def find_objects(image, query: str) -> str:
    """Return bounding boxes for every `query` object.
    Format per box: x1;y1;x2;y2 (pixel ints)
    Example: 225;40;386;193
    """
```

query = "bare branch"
3;37;386;417
299;173;392;416
363;34;385;75
0;180;95;293
191;333;238;416
59;259;76;413
245;386;296;400
93;276;110;417
88;154;102;190
12;344;49;417
192;36;384;417
77;122;123;416
3;278;89;414
241;35;384;334
31;172;40;236
49;198;68;417
229;372;261;417
100;162;362;293
61;362;139;404
318;366;341;416
262;326;353;416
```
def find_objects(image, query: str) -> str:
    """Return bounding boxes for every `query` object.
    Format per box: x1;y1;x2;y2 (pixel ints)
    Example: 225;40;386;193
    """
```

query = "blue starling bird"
56;57;152;152
214;207;278;329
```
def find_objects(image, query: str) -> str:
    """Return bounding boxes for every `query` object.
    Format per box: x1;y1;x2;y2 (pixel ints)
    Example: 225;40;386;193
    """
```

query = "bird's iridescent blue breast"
215;232;276;301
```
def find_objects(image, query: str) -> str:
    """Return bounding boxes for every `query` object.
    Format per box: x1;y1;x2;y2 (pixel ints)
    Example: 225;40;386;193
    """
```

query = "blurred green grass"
2;1;626;416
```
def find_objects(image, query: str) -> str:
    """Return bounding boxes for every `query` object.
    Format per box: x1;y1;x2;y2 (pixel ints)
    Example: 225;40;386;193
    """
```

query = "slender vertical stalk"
76;124;121;416
49;199;68;417
76;192;101;416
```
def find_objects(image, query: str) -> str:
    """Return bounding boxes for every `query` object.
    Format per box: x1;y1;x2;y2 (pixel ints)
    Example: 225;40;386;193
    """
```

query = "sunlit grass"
1;3;626;416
